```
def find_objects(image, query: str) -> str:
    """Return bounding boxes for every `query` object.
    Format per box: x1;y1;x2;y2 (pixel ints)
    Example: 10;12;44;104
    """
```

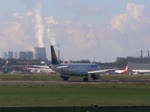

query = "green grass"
0;74;150;81
0;84;149;106
0;74;149;106
102;74;150;80
0;74;61;81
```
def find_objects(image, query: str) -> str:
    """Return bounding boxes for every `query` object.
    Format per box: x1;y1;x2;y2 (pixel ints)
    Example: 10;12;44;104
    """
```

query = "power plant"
32;47;47;60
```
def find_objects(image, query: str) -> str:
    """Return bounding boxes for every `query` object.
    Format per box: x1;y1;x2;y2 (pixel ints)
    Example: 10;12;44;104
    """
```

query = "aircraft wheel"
93;78;96;81
60;76;69;81
63;77;69;81
83;77;89;82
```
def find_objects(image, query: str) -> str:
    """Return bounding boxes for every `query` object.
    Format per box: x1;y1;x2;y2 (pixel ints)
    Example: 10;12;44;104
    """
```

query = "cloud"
64;21;97;48
127;3;144;20
45;16;58;25
0;1;102;60
13;12;32;19
0;1;150;62
0;12;37;52
110;2;150;58
111;3;145;33
111;14;128;33
75;4;102;16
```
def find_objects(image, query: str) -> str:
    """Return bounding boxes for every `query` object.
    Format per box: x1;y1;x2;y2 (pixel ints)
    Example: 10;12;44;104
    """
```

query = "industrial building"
127;50;150;72
32;47;47;60
3;51;14;59
3;51;33;60
19;51;33;60
26;51;33;60
19;51;27;60
3;52;7;59
3;47;47;60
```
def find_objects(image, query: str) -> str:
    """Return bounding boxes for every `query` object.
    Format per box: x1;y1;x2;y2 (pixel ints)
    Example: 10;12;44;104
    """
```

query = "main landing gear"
83;77;89;82
60;76;69;81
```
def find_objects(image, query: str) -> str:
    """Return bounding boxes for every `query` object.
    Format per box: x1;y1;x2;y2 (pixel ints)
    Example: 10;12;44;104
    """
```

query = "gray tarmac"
0;79;150;86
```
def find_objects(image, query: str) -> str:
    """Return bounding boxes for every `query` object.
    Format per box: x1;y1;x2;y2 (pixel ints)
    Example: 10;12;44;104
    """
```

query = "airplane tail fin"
125;65;128;71
50;45;59;64
123;65;128;73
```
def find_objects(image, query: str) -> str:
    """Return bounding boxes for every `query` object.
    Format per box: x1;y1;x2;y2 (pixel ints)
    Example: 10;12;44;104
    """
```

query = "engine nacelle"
91;73;101;80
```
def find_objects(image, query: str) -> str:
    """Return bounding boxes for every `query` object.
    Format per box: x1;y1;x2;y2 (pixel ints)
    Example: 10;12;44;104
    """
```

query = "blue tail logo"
51;45;59;64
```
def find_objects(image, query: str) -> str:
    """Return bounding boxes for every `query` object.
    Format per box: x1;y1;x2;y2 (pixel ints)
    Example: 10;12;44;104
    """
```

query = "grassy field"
0;73;150;81
0;83;149;106
0;74;149;106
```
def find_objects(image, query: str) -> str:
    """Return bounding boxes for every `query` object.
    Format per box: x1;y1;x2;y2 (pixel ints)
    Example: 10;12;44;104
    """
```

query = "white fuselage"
132;70;150;74
115;70;126;74
115;65;128;74
51;63;100;76
27;65;55;73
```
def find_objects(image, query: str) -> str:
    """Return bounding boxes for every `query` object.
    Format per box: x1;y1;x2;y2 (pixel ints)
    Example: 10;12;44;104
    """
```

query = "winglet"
50;45;59;64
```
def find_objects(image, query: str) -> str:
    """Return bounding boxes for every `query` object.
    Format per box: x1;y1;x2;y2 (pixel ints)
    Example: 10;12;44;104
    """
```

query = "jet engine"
91;73;101;80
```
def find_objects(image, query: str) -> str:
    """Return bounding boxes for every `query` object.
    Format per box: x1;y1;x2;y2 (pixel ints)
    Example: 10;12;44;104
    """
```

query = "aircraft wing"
88;68;116;74
57;66;68;69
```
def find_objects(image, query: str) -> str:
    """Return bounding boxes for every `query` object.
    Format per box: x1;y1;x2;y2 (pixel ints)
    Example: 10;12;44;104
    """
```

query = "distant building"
7;51;13;59
3;52;7;59
26;51;33;60
13;51;18;59
3;51;14;59
127;56;150;72
3;51;33;60
33;47;47;60
19;51;33;60
19;51;27;60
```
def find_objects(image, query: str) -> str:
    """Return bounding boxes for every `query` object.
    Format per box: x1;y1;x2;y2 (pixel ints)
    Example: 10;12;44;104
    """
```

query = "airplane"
27;65;55;74
32;65;50;69
132;69;150;75
49;45;116;82
115;65;128;74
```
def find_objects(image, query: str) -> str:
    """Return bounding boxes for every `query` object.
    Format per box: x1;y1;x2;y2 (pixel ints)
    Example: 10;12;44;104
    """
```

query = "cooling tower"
33;47;47;60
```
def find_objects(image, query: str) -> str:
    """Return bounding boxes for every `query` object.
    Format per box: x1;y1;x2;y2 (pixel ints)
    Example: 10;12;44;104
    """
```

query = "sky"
0;0;150;62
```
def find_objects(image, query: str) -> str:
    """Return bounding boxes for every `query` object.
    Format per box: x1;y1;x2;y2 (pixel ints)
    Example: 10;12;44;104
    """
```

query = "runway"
0;79;150;86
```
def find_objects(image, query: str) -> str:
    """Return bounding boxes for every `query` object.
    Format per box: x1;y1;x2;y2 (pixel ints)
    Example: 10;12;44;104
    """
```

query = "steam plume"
47;24;56;46
46;16;58;46
34;0;44;47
